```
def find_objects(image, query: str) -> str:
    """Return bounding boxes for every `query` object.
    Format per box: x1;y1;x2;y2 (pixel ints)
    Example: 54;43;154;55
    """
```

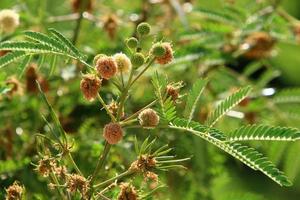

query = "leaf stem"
93;170;134;189
97;94;116;122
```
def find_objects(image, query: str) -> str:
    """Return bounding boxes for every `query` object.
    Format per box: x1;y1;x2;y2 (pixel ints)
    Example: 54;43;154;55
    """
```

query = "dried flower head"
108;100;124;117
35;156;57;177
54;165;68;179
67;174;89;199
103;123;123;144
166;85;179;102
96;56;118;79
138;108;159;128
0;9;20;33
130;155;156;172
118;182;138;200
5;182;23;200
70;0;94;13
25;64;49;93
103;14;118;39
243;32;275;59
144;171;158;186
114;53;132;73
80;74;101;101
155;42;173;65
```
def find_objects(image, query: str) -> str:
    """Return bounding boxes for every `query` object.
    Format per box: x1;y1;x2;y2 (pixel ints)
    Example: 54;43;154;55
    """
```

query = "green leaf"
206;86;252;127
227;124;300;142
184;78;208;123
170;118;292;186
273;88;300;104
0;51;27;69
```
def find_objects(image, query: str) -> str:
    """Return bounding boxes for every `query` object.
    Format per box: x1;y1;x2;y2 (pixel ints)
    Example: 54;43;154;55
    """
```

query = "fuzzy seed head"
118;183;138;200
36;156;57;177
138;108;159;128
96;56;118;79
93;54;106;66
67;174;89;199
126;37;138;49
137;22;151;36
166;85;179;102
5;182;23;200
131;53;145;67
151;43;166;57
103;123;123;144
0;9;20;33
155;42;173;65
80;74;101;101
114;53;132;73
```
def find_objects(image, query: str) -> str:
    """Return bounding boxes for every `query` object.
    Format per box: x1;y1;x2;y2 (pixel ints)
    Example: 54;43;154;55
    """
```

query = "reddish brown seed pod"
80;74;101;101
95;56;118;80
103;123;123;144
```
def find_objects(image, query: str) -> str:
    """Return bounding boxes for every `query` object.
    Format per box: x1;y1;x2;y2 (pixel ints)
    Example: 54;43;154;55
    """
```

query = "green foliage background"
1;0;300;199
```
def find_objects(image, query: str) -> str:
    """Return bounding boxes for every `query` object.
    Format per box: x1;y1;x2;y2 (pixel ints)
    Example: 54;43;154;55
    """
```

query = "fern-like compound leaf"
273;88;300;104
0;51;27;69
227;125;300;142
184;78;208;123
206;86;252;127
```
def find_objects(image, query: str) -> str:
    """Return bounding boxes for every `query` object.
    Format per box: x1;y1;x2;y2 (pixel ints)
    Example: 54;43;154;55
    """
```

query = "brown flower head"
35;156;57;177
103;14;118;39
155;42;173;65
5;182;23;200
138;108;160;128
54;165;68;179
129;155;156;172
96;56;118;79
103;123;123;144
166;85;179;102
25;64;49;93
70;0;94;13
67;174;89;199
108;100;124;118
243;32;275;59
117;183;138;200
80;74;101;101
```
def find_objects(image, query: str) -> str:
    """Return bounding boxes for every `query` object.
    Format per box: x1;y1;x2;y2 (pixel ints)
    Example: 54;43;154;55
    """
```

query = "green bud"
126;37;138;49
131;53;145;67
93;54;106;66
151;43;166;57
137;22;151;36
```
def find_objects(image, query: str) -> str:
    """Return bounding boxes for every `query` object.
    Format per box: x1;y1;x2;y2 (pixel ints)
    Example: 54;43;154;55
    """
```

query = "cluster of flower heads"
5;182;24;200
0;9;19;33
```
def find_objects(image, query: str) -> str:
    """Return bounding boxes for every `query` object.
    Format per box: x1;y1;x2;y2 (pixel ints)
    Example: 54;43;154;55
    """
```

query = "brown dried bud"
80;74;101;101
155;42;173;65
25;64;49;94
95;56;118;80
166;85;179;102
70;0;94;13
67;174;89;199
35;156;57;177
243;32;275;59
103;14;118;40
108;100;124;118
138;108;159;128
118;183;138;200
54;165;68;179
103;123;123;144
5;182;23;200
129;155;156;172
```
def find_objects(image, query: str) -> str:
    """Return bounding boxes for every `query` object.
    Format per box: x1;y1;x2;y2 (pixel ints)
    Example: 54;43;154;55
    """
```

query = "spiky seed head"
118;183;138;200
5;182;23;200
80;74;101;101
150;43;166;57
155;42;173;65
67;174;89;199
126;37;138;49
96;56;118;79
137;22;151;36
35;156;57;177
103;123;123;144
0;9;19;33
93;54;106;66
131;53;145;67
138;108;159;128
113;53;132;73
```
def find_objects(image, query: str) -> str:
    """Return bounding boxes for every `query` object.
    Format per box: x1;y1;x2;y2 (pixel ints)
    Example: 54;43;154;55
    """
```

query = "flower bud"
113;53;132;73
137;22;151;36
155;42;173;65
0;9;20;33
95;56;118;79
103;123;123;144
80;74;101;101
131;53;145;67
126;37;138;49
150;43;166;57
138;108;159;128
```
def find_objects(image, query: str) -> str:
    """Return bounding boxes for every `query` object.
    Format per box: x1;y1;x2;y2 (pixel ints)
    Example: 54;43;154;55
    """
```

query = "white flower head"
0;9;20;33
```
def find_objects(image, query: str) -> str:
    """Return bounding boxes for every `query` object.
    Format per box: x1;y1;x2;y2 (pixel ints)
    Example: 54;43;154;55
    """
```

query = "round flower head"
131;53;145;67
118;183;138;200
80;74;101;101
150;43;166;57
67;174;89;199
137;22;151;36
138;108;160;128
103;123;123;144
126;37;138;49
114;53;132;73
166;85;179;102
5;182;23;200
0;9;20;33
96;56;118;79
93;54;106;66
155;42;173;65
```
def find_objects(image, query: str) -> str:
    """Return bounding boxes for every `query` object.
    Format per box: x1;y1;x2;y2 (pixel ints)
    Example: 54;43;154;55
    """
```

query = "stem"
67;152;83;176
72;11;84;45
90;142;112;184
97;94;117;122
121;100;157;123
49;173;66;200
94;170;134;188
120;118;138;126
129;58;155;87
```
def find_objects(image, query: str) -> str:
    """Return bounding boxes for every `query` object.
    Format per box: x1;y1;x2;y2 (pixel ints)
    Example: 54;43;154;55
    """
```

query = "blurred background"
1;0;300;199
